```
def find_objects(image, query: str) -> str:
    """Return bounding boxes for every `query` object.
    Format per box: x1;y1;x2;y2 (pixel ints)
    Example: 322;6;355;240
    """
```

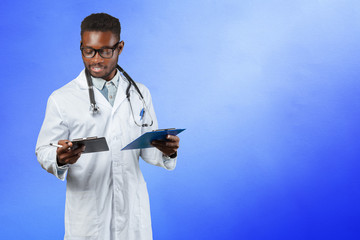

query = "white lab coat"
36;69;176;240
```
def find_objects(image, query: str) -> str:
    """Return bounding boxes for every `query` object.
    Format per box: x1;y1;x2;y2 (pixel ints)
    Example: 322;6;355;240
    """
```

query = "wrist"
56;155;66;167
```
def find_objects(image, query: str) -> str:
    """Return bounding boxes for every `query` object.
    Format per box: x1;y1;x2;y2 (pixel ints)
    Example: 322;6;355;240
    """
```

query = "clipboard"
122;128;185;150
71;136;109;154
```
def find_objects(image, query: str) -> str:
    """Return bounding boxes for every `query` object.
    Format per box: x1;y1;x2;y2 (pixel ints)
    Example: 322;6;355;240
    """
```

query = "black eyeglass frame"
80;42;121;59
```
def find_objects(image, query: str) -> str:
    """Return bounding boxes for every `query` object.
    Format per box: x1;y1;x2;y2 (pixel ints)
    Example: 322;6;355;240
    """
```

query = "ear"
118;41;125;55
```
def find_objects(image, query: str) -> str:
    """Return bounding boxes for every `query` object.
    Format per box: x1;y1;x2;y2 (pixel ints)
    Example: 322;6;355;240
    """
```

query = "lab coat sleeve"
35;95;70;180
139;86;177;170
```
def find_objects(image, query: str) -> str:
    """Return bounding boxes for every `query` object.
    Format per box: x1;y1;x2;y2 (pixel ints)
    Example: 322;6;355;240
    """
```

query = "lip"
90;65;105;73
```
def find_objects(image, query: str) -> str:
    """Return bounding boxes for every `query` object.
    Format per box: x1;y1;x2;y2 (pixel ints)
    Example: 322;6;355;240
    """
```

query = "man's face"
81;31;124;81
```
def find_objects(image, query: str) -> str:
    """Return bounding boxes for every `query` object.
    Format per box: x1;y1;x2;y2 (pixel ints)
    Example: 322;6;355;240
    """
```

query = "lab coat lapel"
112;75;128;113
94;88;113;110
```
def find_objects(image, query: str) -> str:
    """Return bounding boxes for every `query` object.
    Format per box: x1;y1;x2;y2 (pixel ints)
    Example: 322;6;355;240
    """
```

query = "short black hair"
81;13;121;40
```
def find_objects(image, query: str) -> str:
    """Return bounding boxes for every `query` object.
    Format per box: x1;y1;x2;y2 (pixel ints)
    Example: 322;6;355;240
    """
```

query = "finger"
151;135;179;145
153;145;177;156
71;145;85;154
151;140;166;148
152;140;179;149
151;136;178;145
58;143;84;160
60;146;84;160
57;146;71;155
151;139;175;145
56;140;73;154
58;140;72;147
59;154;80;165
59;150;83;165
165;135;180;142
152;142;178;154
66;154;82;164
73;147;85;156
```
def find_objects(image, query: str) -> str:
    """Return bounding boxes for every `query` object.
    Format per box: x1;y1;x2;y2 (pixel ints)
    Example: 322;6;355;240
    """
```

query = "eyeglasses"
80;42;120;59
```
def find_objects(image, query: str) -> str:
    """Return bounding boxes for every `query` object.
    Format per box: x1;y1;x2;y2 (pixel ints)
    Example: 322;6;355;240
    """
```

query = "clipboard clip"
72;136;98;141
152;128;176;132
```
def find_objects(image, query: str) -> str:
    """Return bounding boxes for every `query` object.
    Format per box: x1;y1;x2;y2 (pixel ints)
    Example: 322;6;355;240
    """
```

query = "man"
36;13;180;240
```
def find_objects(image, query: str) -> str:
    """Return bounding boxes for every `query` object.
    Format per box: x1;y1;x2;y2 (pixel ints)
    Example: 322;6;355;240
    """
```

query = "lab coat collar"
75;69;89;90
91;70;120;91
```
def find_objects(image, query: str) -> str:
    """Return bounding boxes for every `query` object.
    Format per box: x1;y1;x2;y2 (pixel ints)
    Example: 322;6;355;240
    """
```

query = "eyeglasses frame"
80;42;121;59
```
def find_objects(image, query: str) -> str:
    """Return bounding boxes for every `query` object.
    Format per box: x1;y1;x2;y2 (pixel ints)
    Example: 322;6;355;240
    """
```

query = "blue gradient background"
1;0;360;239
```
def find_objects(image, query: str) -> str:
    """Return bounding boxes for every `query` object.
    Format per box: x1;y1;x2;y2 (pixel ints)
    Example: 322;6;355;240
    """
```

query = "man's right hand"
56;140;85;166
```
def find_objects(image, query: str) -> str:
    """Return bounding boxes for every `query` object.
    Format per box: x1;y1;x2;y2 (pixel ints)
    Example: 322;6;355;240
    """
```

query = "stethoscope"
85;64;153;127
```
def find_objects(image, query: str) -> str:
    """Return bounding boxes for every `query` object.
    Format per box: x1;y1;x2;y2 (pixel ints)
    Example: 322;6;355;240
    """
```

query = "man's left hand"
151;135;180;157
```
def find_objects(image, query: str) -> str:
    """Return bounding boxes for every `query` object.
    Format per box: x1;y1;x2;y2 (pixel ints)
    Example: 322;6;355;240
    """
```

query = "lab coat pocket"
65;190;99;237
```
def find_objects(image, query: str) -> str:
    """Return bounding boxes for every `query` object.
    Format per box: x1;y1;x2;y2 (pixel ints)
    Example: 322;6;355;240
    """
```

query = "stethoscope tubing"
85;65;153;127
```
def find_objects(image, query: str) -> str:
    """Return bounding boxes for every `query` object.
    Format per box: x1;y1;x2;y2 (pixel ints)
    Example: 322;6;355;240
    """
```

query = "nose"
92;51;104;63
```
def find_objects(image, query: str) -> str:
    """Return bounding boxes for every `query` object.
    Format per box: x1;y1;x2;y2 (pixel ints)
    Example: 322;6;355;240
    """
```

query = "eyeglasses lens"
99;49;113;58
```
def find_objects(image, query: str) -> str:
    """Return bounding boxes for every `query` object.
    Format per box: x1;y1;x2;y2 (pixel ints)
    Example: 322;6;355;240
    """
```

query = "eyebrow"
83;45;114;49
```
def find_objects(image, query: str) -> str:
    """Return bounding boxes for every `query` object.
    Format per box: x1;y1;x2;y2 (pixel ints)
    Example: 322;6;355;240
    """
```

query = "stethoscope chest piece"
90;103;100;114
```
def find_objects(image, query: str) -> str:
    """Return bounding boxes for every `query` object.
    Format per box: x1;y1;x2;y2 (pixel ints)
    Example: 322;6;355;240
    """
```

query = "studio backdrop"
1;0;360;239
